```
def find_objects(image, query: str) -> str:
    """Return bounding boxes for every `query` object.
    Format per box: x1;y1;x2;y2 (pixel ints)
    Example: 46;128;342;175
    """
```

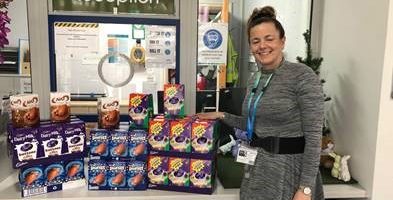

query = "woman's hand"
196;112;224;120
292;190;311;200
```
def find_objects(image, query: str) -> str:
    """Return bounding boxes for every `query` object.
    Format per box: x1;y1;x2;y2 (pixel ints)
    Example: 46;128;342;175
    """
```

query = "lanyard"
246;72;274;140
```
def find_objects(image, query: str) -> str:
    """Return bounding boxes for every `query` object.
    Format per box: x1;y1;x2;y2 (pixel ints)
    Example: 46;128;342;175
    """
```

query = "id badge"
236;143;258;165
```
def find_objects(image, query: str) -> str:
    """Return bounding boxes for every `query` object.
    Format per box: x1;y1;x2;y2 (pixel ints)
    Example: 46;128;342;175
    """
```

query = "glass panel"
53;21;177;113
52;0;176;15
0;0;32;132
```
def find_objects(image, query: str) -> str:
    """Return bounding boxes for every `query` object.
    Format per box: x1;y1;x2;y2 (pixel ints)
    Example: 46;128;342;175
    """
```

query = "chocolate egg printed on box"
10;94;40;128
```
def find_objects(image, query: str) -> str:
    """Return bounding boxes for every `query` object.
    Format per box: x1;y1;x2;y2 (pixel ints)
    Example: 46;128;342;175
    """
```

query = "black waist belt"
250;134;305;154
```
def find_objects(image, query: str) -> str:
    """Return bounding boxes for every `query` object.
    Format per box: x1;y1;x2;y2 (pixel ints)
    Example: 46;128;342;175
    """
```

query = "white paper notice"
145;25;176;69
198;23;228;64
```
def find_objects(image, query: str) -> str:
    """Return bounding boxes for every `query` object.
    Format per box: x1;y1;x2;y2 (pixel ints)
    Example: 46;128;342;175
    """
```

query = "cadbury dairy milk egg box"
8;119;86;169
50;92;71;123
19;158;85;189
10;94;40;128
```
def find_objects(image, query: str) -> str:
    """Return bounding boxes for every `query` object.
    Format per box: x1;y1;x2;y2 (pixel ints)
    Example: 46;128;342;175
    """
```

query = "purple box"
126;161;147;190
129;93;153;129
148;118;170;151
63;121;86;154
191;120;215;154
129;130;148;161
190;159;212;188
147;156;169;185
109;130;128;158
39;124;64;157
168;157;190;187
170;119;192;153
90;129;109;159
88;160;107;189
164;84;185;117
11;127;40;168
107;161;127;188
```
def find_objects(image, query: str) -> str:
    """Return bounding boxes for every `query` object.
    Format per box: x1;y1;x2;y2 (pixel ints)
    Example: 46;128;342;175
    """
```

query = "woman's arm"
296;68;324;191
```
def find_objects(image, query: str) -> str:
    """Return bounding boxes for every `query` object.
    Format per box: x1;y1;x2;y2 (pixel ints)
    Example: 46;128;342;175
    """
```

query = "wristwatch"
299;186;312;196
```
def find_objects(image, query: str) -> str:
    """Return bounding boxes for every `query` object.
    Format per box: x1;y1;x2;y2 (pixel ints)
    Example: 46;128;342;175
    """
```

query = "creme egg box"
191;120;215;154
147;155;169;185
190;159;212;188
90;129;109;158
170;118;192;153
148;118;170;151
109;130;129;158
127;161;147;190
107;161;127;188
10;94;40;128
168;157;190;187
129;93;153;129
97;97;120;129
129;130;148;161
88;160;108;188
63;121;86;154
50;92;71;123
39;124;64;157
163;84;185;117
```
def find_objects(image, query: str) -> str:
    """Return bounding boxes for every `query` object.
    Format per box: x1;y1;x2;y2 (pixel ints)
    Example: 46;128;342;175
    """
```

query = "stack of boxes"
7;93;86;197
147;84;218;194
88;95;152;191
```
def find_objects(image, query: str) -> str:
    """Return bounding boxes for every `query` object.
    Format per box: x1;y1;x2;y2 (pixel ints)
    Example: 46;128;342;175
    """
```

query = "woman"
197;6;324;200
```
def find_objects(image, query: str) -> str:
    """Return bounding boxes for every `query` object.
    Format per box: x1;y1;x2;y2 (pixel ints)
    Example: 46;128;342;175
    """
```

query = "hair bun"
260;6;276;18
251;6;276;20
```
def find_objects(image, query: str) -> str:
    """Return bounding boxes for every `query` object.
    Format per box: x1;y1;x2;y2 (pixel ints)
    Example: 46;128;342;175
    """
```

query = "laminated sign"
198;23;228;64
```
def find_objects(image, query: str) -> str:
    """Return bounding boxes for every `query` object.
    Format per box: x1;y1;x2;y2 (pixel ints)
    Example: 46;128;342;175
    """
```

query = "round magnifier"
97;52;134;88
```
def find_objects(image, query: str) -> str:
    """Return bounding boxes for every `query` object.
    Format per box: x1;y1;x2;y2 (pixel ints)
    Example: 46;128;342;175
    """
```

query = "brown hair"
247;6;285;42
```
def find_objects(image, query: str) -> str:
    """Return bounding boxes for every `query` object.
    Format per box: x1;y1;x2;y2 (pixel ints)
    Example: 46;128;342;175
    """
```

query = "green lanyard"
246;72;274;140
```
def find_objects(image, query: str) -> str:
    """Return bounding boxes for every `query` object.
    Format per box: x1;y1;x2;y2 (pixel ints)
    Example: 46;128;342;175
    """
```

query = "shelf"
0;168;367;199
0;171;239;200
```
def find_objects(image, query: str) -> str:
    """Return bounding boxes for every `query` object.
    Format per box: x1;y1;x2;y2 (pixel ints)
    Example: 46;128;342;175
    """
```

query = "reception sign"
52;0;176;15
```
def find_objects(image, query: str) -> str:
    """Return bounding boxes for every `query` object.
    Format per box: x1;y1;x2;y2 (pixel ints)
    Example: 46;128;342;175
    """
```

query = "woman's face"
249;22;285;70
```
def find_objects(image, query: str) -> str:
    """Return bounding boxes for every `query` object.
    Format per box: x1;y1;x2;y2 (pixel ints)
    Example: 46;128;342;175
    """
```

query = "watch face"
303;187;312;195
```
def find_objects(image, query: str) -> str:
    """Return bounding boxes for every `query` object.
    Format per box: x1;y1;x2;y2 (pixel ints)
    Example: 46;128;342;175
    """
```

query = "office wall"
373;0;393;199
8;0;28;47
320;0;391;199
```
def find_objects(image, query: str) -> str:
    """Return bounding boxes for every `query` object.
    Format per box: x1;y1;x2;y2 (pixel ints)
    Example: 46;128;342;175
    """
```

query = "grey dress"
222;60;324;200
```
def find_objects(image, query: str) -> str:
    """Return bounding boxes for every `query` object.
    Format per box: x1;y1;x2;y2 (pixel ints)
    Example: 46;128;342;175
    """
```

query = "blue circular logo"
203;29;222;49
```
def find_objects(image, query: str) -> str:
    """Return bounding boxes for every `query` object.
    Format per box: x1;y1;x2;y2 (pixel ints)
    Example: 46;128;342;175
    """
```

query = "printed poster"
198;23;228;64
